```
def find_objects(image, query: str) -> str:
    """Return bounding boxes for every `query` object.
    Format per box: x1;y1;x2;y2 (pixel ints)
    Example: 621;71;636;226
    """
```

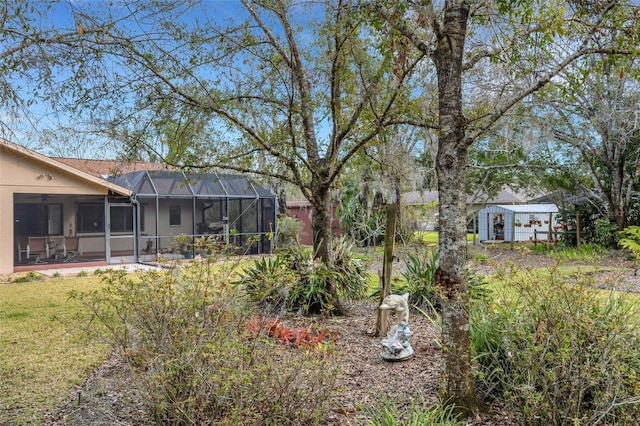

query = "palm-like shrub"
618;225;640;261
237;237;368;315
398;249;440;310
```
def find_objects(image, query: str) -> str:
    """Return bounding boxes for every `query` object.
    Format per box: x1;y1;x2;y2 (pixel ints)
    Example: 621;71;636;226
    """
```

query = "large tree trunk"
436;150;479;413
310;181;345;315
433;0;480;414
311;185;332;263
608;173;627;230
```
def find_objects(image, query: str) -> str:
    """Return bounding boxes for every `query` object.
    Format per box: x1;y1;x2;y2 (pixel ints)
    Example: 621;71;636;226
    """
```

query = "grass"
414;231;476;244
0;276;109;425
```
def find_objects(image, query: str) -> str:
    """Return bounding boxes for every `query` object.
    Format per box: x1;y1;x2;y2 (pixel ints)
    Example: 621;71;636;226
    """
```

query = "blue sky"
3;0;253;158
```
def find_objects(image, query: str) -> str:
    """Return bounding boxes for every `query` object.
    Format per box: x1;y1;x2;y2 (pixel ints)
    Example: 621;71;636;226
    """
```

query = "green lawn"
414;231;477;244
0;275;109;425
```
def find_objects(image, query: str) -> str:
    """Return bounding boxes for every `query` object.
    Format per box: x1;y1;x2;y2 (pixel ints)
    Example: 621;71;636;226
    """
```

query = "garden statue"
379;293;414;361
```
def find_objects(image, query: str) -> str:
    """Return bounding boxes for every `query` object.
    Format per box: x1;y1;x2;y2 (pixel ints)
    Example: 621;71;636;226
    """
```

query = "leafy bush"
398;249;440;310
331;236;369;301
336;178;385;247
70;255;340;425
236;256;297;315
471;263;640;425
558;203;620;248
618;225;640;261
394;249;490;311
591;218;619;248
237;237;368;315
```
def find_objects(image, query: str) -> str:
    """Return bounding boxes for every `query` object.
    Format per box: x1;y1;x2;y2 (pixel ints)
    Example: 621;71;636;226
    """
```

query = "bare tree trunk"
436;154;479;413
433;0;480;414
277;187;287;216
310;183;345;315
312;194;332;262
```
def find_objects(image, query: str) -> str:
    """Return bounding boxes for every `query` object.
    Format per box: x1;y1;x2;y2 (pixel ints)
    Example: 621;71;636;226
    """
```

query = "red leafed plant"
244;316;338;349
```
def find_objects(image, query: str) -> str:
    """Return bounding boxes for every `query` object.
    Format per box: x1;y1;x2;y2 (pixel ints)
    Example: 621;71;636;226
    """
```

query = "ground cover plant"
532;242;606;262
0;275;108;425
366;395;464;426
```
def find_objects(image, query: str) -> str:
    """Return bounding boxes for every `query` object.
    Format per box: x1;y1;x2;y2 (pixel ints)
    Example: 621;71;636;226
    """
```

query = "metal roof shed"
110;170;276;255
478;204;560;242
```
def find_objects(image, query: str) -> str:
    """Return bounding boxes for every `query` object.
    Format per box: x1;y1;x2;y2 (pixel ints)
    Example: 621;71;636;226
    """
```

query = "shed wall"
478;205;560;242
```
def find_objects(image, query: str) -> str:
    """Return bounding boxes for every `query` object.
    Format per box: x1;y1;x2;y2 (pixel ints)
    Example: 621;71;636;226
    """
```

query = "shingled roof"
53;157;174;178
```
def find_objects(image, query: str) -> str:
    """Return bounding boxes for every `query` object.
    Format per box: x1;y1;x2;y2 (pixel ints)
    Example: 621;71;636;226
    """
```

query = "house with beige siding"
1;139;133;275
0;139;276;275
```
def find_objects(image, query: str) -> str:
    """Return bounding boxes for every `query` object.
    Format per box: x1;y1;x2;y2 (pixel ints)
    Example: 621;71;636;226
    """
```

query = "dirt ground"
43;246;640;426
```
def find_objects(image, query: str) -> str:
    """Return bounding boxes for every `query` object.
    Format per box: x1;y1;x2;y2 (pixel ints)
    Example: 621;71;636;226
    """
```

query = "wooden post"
576;210;581;247
547;212;552;248
473;213;477;246
375;204;397;337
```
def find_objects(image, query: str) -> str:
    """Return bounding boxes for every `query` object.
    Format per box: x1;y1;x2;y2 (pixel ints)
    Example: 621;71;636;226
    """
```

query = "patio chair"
17;239;28;262
61;236;83;262
26;236;49;264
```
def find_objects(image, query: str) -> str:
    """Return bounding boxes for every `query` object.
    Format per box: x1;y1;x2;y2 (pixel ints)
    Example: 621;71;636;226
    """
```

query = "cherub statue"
379;293;414;361
379;292;410;324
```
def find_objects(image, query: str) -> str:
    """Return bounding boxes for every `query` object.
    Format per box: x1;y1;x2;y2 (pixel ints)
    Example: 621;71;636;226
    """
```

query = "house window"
77;203;104;233
170;205;181;226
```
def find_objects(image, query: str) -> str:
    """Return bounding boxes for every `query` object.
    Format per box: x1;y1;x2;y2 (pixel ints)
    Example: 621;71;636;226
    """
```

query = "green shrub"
398;249;440;310
236;256;296;314
70;256;340;425
331;236;368;301
591;218;620;248
471;264;640;425
618;225;640;261
394;249;490;311
237;237;368;315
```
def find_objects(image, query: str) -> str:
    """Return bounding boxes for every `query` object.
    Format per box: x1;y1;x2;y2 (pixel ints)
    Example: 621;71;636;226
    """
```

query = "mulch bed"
44;247;640;425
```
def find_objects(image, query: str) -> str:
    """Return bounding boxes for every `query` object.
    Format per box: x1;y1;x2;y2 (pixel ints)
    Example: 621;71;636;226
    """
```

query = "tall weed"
471;262;640;425
365;395;463;426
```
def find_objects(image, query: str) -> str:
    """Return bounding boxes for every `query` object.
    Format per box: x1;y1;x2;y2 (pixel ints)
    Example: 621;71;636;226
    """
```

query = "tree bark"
310;179;345;315
433;0;480;414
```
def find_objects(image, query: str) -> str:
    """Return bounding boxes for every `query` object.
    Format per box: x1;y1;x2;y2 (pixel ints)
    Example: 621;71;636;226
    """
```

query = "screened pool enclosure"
110;170;277;259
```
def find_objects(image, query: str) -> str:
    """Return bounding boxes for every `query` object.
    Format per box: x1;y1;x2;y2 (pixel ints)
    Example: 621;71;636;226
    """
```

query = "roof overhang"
0;138;133;197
